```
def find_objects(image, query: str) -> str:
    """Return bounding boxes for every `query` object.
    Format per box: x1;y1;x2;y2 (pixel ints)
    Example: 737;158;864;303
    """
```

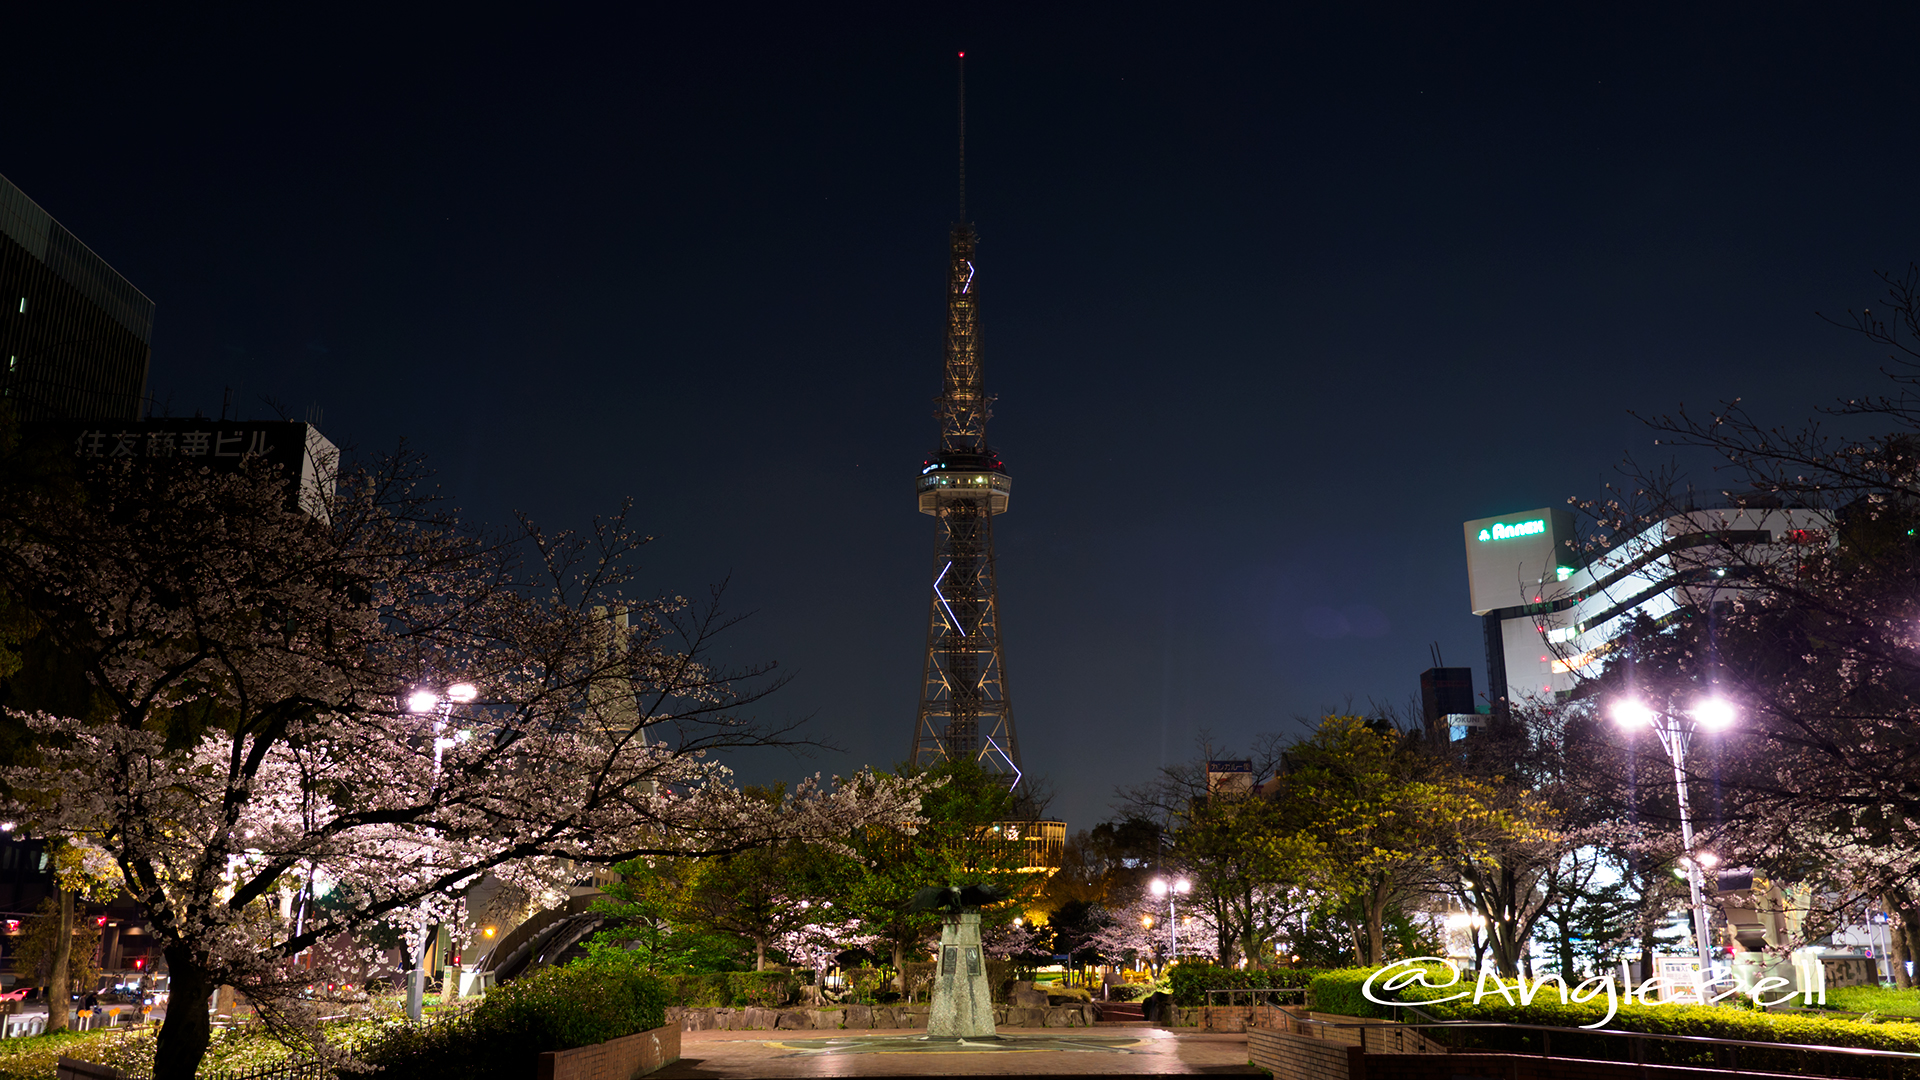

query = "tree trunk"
1886;897;1912;990
1638;924;1656;987
891;939;907;994
1898;903;1920;994
46;888;72;1032
153;951;215;1080
1366;890;1387;966
754;937;766;971
1556;904;1576;977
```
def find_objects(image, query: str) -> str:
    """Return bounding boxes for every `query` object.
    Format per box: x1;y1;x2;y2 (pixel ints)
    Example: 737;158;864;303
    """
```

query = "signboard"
25;420;338;520
1655;957;1703;1004
1462;508;1580;615
1206;760;1254;797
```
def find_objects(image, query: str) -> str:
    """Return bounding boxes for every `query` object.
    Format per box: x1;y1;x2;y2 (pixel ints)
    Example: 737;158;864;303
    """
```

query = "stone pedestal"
927;912;995;1037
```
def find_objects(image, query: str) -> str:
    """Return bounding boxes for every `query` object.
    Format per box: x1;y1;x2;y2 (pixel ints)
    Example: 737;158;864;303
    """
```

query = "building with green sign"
1462;506;1827;712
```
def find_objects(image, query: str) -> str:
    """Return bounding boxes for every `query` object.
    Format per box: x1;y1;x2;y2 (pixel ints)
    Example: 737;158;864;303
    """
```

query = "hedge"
664;968;801;1007
1167;962;1323;1007
1309;966;1920;1071
359;950;668;1079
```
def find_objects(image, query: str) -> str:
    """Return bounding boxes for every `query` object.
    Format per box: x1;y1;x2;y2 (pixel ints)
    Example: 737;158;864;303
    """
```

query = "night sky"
7;6;1918;829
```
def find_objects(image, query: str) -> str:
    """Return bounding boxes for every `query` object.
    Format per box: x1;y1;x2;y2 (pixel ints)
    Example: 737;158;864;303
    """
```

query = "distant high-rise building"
0;171;153;421
1419;666;1479;740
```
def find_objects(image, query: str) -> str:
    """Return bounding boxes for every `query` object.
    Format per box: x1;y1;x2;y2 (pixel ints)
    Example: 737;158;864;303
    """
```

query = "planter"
536;1023;680;1080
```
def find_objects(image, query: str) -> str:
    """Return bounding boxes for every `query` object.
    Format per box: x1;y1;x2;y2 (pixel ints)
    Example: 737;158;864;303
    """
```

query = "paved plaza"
649;1026;1264;1078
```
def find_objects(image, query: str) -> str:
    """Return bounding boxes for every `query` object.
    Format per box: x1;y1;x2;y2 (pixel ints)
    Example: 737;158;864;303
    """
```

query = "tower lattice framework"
911;55;1019;780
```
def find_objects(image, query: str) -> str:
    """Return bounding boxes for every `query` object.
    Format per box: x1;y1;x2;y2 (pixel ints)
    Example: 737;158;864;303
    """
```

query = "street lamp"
401;682;478;1021
1150;877;1191;963
1612;693;1734;997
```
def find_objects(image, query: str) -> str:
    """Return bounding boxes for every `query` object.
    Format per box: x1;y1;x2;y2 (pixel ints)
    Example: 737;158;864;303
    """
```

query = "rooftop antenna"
957;50;967;221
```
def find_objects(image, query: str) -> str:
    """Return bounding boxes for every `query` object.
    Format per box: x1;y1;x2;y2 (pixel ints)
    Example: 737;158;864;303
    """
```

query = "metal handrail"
1203;987;1309;1006
1281;1011;1920;1070
1202;987;1307;1031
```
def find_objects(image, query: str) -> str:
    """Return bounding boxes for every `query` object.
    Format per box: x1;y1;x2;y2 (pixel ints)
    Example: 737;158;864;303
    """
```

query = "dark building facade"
1419;665;1480;741
0;171;152;421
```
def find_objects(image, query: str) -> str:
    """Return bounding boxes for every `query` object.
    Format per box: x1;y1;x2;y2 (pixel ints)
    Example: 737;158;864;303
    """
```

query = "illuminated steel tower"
911;53;1019;781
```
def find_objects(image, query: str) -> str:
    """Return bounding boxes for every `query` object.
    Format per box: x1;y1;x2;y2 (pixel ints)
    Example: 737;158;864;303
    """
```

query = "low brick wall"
1203;1003;1295;1032
1247;1028;1360;1080
1298;1012;1446;1054
537;1024;679;1080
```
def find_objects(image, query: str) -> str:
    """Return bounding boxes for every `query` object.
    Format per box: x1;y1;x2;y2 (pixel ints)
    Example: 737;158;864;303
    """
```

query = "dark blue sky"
6;4;1916;828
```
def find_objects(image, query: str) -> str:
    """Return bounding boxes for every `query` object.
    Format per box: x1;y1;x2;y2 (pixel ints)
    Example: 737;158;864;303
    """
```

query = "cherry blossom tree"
1086;890;1172;974
773;908;875;1003
0;448;929;1080
980;916;1042;961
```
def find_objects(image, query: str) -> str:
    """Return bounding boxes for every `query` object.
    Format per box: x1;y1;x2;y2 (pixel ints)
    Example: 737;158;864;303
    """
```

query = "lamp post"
403;682;477;1021
1611;694;1734;998
1150;877;1191;963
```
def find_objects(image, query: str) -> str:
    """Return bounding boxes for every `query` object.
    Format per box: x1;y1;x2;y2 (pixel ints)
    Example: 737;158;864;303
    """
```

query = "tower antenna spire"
957;50;967;221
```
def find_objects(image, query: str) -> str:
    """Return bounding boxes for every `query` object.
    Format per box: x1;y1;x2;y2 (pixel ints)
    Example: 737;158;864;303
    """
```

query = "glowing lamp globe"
406;690;441;714
448;683;479;704
1694;698;1736;730
1610;699;1655;727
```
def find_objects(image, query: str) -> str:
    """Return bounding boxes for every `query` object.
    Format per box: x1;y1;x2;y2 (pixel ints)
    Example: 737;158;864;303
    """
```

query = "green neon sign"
1478;520;1545;542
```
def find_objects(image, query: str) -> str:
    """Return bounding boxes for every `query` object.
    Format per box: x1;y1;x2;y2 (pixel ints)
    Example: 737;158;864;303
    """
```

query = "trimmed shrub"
986;958;1013;1002
728;969;798;1007
665;970;734;1007
900;959;936;1001
359;950;669;1080
1168;962;1324;1007
848;965;891;1003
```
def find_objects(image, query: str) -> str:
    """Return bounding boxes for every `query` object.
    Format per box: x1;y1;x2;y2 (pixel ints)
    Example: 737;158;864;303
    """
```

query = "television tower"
910;52;1020;782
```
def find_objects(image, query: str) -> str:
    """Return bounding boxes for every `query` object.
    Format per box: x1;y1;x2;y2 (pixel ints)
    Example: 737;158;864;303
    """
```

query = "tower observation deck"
911;56;1020;781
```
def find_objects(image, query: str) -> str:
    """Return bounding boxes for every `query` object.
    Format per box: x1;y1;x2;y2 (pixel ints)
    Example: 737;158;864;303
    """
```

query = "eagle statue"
907;882;1010;914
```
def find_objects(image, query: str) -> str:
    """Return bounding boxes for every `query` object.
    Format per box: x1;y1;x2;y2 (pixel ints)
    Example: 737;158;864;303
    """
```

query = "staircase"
1092;1001;1147;1024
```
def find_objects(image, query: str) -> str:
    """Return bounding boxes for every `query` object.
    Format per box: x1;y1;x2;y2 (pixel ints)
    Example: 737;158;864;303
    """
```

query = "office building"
0;171;153;421
1463;505;1827;708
